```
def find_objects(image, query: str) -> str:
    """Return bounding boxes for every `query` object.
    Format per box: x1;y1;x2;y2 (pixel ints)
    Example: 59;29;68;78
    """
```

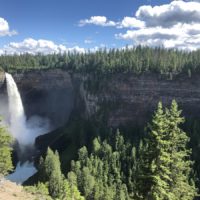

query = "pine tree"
43;148;65;199
0;120;13;176
138;101;197;200
137;102;170;199
62;172;85;200
167;100;197;200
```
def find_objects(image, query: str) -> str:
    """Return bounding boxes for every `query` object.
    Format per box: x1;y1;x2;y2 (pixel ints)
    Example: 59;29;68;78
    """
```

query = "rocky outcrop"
80;82;99;117
80;73;200;127
0;71;8;120
0;71;5;87
13;69;75;127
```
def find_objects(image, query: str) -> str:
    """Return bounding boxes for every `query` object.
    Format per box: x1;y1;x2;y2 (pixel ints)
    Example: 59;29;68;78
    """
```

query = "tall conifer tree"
0;120;13;176
138;101;197;200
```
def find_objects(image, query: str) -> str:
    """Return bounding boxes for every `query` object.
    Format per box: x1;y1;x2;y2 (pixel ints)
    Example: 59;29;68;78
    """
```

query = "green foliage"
24;182;52;200
68;131;136;200
0;120;13;176
37;102;198;200
41;148;65;199
39;147;84;200
137;101;197;200
63;173;85;200
1;47;200;74
185;118;200;191
168;101;196;199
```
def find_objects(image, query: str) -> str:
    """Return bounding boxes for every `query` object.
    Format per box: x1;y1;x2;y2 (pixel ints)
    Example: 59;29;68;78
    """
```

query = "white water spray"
5;73;50;146
5;73;28;145
5;73;51;183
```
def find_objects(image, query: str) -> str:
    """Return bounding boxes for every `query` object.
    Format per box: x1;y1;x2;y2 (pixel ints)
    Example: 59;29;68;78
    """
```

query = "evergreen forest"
1;47;200;75
1;101;199;200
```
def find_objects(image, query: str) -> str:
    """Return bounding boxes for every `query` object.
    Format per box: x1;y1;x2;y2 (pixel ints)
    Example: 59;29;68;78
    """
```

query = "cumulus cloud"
115;0;200;50
79;16;144;29
0;17;17;36
0;38;85;55
136;0;200;27
117;27;179;41
79;16;116;27
79;1;200;50
117;25;195;50
118;17;145;29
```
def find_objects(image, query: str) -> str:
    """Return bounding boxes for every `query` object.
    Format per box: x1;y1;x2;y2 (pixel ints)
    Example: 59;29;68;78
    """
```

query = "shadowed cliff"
1;69;200;129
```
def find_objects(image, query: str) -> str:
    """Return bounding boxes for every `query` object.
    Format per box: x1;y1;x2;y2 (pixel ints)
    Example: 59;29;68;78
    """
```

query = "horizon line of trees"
1;46;200;75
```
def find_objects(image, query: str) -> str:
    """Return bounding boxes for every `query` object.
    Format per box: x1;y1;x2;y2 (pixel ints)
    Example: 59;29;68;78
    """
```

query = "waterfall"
5;73;51;184
5;73;28;145
5;73;51;147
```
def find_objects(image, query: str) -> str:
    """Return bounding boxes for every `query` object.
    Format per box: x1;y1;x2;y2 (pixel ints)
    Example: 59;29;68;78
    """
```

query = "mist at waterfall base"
3;73;52;184
5;73;51;147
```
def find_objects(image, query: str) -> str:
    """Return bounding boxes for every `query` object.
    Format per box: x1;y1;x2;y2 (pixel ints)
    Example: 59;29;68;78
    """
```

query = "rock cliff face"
14;69;75;127
0;69;74;127
1;69;200;128
81;73;200;127
0;71;5;87
0;71;8;120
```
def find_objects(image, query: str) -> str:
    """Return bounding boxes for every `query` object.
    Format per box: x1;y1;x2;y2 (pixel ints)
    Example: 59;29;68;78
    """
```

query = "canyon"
1;68;200;184
1;69;200;129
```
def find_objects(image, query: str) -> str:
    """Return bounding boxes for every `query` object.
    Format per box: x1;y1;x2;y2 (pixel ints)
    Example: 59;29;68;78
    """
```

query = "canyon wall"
1;69;200;128
0;69;74;127
80;73;200;127
14;69;75;127
0;71;4;87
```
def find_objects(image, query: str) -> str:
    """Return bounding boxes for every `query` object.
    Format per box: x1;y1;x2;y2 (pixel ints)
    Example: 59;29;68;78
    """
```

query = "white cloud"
79;1;200;50
115;0;200;51
79;16;144;29
79;16;116;27
0;49;4;55
116;23;200;51
136;0;200;27
118;17;145;29
0;17;17;36
67;45;85;53
117;27;180;42
0;38;85;55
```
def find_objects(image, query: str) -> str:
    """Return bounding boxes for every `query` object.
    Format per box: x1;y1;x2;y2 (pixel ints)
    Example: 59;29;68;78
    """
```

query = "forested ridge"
2;47;200;199
0;101;195;200
34;101;198;199
1;46;200;75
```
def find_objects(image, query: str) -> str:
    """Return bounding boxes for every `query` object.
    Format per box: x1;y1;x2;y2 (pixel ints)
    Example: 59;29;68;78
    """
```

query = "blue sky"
0;0;200;54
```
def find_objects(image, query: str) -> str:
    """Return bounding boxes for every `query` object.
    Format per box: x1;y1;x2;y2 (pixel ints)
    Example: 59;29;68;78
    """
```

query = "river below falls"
6;161;37;184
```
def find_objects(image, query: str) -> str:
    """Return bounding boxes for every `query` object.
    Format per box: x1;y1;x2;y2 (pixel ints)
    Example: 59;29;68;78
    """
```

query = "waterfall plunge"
5;73;50;146
5;73;51;183
5;73;29;145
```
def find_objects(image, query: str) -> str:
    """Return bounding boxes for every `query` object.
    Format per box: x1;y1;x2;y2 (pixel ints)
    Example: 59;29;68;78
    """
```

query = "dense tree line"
36;101;197;200
36;148;84;200
0;98;198;200
0;119;13;176
184;118;200;192
1;47;200;74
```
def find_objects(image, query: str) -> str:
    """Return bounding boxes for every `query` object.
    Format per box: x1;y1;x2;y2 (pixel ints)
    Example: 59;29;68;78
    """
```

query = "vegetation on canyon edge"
0;101;199;200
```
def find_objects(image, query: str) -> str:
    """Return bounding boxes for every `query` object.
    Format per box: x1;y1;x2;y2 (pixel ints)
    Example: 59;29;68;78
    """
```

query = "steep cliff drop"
5;73;50;146
5;73;29;146
5;73;49;184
